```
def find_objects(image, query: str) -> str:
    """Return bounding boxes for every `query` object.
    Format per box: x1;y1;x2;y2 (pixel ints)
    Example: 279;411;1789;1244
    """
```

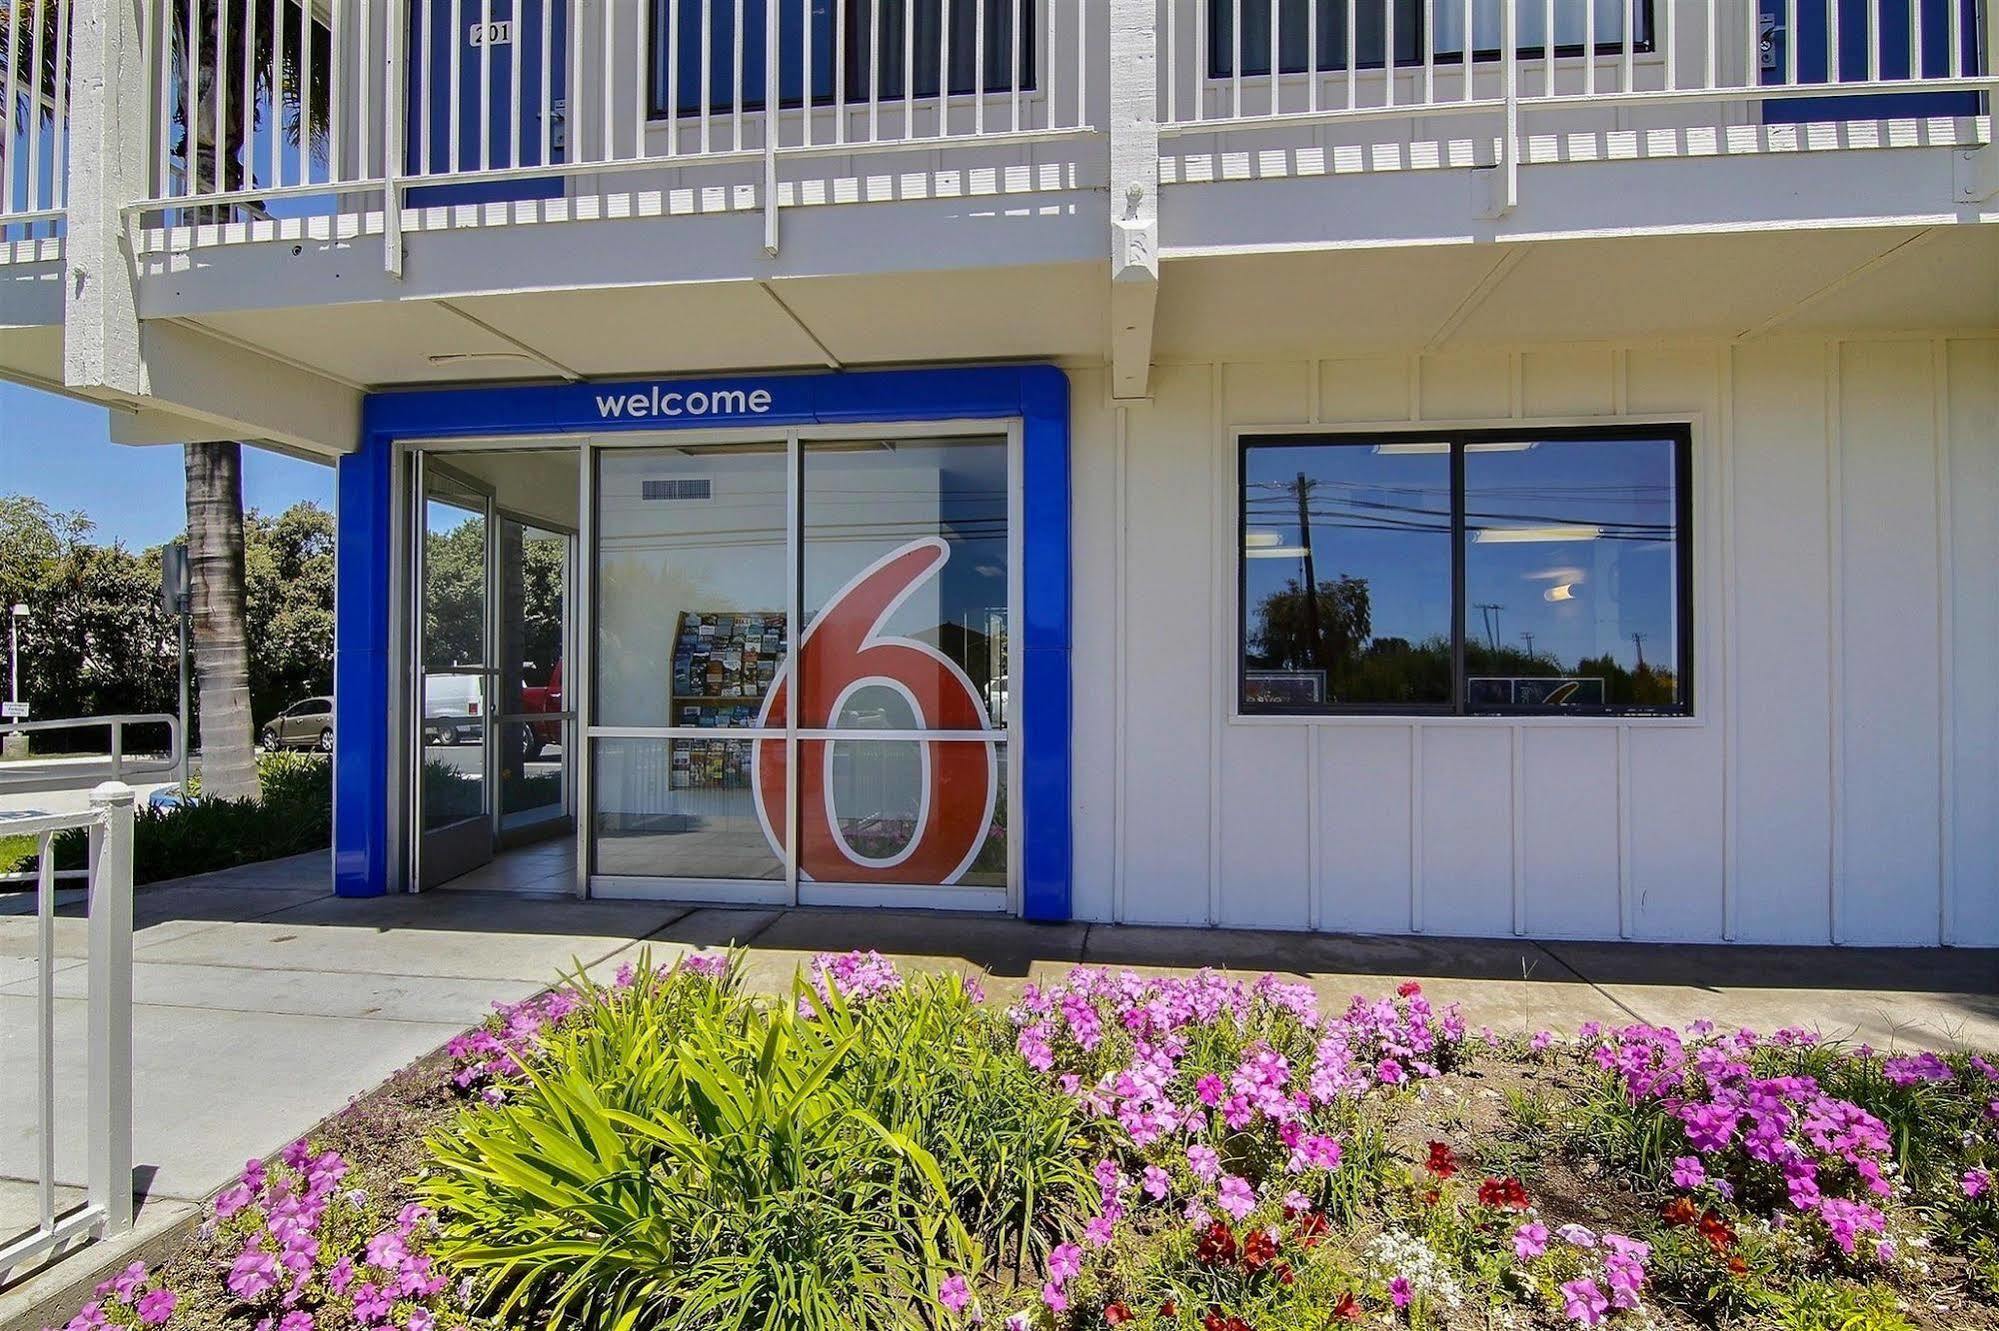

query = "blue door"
1760;0;1981;121
406;0;568;206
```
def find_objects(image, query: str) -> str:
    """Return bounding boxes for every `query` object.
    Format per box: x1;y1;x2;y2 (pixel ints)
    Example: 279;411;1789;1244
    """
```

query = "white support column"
63;0;151;398
85;782;135;1238
1108;0;1160;401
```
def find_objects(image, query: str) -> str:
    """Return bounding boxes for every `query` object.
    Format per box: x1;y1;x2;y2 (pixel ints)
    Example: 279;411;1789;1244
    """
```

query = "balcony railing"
131;0;1099;249
1158;0;1992;201
0;0;74;248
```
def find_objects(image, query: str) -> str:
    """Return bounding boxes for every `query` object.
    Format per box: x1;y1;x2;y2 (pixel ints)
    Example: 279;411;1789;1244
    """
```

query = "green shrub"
46;751;331;883
419;964;979;1331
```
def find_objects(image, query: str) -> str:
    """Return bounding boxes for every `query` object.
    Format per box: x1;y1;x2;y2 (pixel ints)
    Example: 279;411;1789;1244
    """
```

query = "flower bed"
44;955;1998;1331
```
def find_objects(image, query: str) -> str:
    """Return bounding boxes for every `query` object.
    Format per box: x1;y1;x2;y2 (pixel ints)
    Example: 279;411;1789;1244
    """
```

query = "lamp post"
5;603;28;759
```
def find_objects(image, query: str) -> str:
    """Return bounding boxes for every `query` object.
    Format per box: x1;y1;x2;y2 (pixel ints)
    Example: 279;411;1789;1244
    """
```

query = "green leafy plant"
1764;1279;1916;1331
420;967;978;1331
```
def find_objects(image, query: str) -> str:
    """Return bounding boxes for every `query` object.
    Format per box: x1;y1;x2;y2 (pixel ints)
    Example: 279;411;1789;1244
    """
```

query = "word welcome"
594;386;776;420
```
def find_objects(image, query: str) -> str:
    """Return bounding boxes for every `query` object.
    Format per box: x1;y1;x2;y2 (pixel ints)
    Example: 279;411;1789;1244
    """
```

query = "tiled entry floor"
437;837;575;895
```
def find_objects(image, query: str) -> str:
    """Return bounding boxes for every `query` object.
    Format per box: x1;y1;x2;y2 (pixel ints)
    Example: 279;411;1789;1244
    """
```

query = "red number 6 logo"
752;538;998;885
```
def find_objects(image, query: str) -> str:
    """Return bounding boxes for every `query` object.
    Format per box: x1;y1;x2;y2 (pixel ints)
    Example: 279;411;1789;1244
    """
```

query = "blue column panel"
333;437;394;897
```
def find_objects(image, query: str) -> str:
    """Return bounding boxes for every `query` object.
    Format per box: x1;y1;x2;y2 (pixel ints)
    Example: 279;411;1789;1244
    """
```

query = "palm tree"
170;3;331;801
4;1;331;801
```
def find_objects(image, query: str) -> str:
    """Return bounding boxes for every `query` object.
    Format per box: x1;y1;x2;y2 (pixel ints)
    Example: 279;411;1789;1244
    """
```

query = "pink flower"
1084;1214;1117;1247
363;1229;407;1271
1560;1278;1610;1326
64;1302;106;1331
279;1140;312;1170
1963;1168;1992;1199
1047;1243;1083;1283
278;1314;313;1331
1006;1315;1032;1331
1196;1074;1225;1106
214;1184;256;1219
1389;1277;1412;1309
1530;1030;1554;1051
938;1274;971;1314
111;1262;148;1302
1041;1281;1068;1313
1142;1165;1170;1200
1670;1156;1706;1189
350;1283;391;1324
327;1258;355;1296
1187;1143;1220;1182
1216;1174;1256;1220
136;1289;176;1326
407;1313;432;1331
227;1250;280;1301
1513;1222;1549;1260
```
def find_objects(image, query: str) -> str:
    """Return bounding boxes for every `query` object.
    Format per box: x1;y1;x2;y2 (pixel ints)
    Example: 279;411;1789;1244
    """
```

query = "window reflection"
1242;442;1453;708
1463;436;1682;710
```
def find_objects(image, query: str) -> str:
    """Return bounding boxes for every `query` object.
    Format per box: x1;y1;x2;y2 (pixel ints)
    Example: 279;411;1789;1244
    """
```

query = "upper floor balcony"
1;0;1992;435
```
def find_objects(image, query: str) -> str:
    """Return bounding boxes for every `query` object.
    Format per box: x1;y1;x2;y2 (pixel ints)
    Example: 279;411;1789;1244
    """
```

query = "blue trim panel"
333;440;395;897
340;365;1073;920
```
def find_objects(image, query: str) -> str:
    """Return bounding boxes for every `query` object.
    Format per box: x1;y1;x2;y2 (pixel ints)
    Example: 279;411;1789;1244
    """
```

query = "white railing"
136;0;1099;249
0;785;135;1280
0;714;184;797
1159;0;1993;127
0;0;75;244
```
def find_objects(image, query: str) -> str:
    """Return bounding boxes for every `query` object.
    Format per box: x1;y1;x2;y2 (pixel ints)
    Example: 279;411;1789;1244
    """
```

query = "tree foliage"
0;496;336;741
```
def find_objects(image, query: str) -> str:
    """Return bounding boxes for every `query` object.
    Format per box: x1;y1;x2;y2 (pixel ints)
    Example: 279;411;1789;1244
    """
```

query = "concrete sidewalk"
2;850;1994;1321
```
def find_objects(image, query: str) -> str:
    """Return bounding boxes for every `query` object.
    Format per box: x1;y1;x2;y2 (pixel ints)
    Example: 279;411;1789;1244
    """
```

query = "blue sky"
0;381;334;550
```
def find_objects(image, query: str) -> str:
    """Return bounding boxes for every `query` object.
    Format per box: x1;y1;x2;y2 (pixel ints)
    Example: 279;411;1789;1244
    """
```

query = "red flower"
1477;1176;1530;1210
1726;1255;1749;1277
1104;1303;1134;1325
1240;1229;1278;1272
1195;1220;1239;1267
1273;1261;1295;1287
1157;1301;1178;1320
1293;1211;1328;1249
1331;1291;1364;1322
1661;1196;1697;1227
1397;981;1423;998
1697;1210;1738;1254
1203;1311;1252;1331
1425;1141;1458;1180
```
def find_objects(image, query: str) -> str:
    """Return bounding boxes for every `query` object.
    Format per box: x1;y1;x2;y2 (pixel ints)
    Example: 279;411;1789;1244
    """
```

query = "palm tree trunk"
185;441;260;801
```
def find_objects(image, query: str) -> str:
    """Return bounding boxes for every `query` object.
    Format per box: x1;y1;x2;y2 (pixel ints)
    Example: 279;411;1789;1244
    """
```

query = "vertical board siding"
1077;338;1995;944
1116;364;1217;924
1946;340;1999;946
1836;340;1943;945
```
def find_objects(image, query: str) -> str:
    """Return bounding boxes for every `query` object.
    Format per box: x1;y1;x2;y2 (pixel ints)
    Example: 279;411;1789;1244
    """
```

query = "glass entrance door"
414;463;497;889
410;449;581;891
587;427;1015;909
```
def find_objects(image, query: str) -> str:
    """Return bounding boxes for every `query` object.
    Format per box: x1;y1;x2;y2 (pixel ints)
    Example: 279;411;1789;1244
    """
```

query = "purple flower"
227;1250;280;1301
1963;1168;1992;1199
1142;1164;1170;1200
214;1183;256;1219
1389;1277;1412;1310
278;1313;313;1331
136;1290;177;1326
406;1312;432;1331
1041;1281;1068;1313
1513;1222;1549;1260
1670;1156;1706;1189
327;1258;355;1296
363;1229;407;1271
1047;1242;1083;1284
64;1303;107;1331
1560;1278;1609;1326
1196;1074;1225;1106
938;1274;971;1314
1216;1174;1257;1221
280;1140;312;1170
1084;1213;1117;1247
1530;1030;1554;1051
1557;1224;1598;1249
111;1262;148;1302
350;1283;392;1324
1187;1143;1220;1182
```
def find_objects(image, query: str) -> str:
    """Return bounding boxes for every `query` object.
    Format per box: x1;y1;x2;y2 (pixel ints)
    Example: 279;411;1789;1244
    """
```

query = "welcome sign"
593;384;776;420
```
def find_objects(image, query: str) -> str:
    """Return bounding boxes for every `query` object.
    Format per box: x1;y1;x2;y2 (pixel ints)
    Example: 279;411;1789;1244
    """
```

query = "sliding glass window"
1239;428;1691;716
1207;0;1653;72
651;0;1036;118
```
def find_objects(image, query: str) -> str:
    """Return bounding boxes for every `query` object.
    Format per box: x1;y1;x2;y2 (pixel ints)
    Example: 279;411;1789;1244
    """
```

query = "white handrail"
0;784;136;1280
0;0;76;238
0;714;182;794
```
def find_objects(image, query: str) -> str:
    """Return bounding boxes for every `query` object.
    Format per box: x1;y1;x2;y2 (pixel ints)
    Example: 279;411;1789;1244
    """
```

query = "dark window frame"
1236;425;1694;719
646;0;1039;122
1204;0;1657;78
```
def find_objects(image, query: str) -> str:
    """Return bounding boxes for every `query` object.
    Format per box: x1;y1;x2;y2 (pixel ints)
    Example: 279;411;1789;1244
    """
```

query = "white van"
422;674;486;746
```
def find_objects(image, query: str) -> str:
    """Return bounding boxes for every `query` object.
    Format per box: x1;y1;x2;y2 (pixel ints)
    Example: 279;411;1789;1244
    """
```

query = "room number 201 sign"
752;538;1000;885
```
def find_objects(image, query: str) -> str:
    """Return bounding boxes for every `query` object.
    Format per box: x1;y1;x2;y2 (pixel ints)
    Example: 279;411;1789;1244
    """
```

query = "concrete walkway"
2;850;1994;1322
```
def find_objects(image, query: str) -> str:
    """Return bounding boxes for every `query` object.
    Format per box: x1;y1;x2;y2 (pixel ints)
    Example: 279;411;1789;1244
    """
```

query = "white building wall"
1067;336;1999;946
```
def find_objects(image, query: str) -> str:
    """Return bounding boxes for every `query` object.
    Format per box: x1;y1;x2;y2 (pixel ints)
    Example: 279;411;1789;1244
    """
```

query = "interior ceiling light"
1544;583;1578;602
1372;441;1451;455
1473;525;1602;544
427;351;535;365
1244;530;1285;548
1245;546;1311;559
